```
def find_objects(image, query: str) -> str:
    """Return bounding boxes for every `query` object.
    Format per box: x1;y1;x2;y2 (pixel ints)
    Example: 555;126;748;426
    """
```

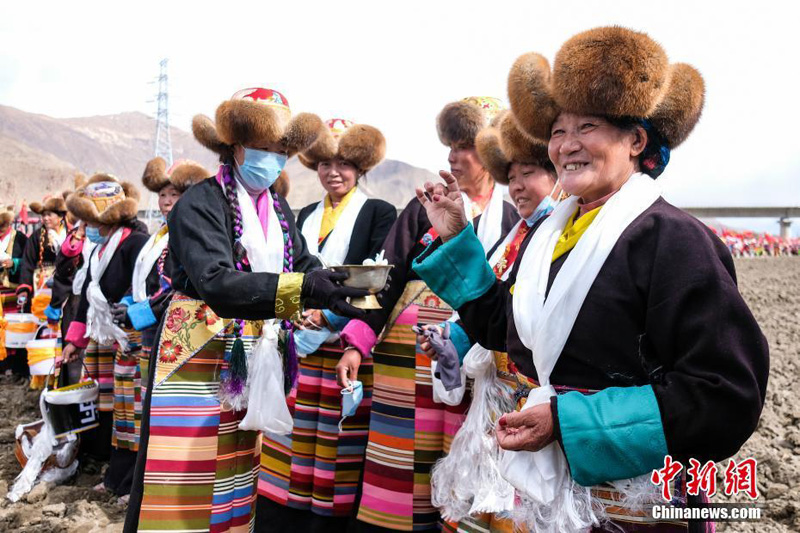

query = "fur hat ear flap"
65;195;99;225
499;113;553;172
192;114;230;155
120;181;141;203
74;172;87;190
142;157;170;193
170;162;209;193
0;211;13;226
508;53;561;141
552;26;670;118
298;125;338;170
338;125;386;173
281;113;324;157
648;63;705;148
273;171;290;198
97;198;139;226
476;127;511;184
436;101;486;147
29;202;43;215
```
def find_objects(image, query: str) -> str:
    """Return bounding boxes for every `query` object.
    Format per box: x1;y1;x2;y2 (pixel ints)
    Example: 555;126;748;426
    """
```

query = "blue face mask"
85;226;107;244
339;380;364;430
236;148;287;193
524;181;561;227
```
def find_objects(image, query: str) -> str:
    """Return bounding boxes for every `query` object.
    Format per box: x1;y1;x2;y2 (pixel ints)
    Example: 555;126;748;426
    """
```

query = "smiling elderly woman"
412;27;769;532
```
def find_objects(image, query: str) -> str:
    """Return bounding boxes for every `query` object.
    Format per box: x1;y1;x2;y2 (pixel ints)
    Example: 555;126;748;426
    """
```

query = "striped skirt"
85;339;117;412
356;282;470;532
259;342;374;517
112;330;143;451
135;335;260;533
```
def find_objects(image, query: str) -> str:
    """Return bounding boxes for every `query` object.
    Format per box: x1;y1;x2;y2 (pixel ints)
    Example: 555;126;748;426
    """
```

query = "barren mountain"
0;105;435;210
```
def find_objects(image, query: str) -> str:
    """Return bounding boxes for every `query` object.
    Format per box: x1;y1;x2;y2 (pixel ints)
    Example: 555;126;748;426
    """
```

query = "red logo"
652;456;759;501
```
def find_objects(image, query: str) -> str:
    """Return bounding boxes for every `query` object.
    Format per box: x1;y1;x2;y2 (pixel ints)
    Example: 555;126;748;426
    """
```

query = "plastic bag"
238;322;293;435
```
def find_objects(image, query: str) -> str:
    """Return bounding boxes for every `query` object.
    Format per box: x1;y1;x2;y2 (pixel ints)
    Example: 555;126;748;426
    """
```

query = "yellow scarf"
154;224;169;244
551;206;602;263
319;187;357;244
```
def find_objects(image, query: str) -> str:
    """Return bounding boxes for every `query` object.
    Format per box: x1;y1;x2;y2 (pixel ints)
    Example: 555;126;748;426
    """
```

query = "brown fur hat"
142;157;209;193
0;211;14;226
476;111;554;185
193;88;325;159
66;173;140;226
436;97;505;148
30;197;67;215
273;171;290;198
508;26;705;149
300;119;386;173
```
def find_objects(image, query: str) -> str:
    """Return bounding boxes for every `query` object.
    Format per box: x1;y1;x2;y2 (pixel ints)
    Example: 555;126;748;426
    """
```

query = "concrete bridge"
681;207;800;239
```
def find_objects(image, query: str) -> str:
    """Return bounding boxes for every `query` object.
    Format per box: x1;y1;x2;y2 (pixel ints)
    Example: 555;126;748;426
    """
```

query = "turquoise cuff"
556;385;668;487
11;258;20;275
443;321;471;363
322;309;350;332
412;226;495;310
128;300;157;331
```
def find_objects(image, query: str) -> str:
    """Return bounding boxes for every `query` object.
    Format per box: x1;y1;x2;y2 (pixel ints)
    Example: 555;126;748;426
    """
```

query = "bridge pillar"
779;217;792;240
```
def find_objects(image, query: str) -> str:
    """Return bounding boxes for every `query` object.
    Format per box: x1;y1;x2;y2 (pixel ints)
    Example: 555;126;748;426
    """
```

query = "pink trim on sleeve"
340;319;377;359
65;321;90;349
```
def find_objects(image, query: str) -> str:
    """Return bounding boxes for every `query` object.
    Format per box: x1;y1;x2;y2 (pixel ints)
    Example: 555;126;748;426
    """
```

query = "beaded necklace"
219;164;298;401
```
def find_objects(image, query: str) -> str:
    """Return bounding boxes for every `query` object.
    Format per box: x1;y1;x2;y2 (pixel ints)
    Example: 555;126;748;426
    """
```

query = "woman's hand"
415;325;443;360
415;171;468;242
60;343;82;365
335;348;361;388
1;258;12;269
495;403;556;452
295;309;328;331
301;270;368;318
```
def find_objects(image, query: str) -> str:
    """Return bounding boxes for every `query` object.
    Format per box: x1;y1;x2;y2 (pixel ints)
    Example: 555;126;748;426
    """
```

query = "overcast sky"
2;0;798;232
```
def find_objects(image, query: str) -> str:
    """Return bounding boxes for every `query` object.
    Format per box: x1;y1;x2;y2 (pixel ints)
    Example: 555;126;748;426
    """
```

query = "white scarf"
47;226;67;253
131;225;169;303
231;178;294;435
462;183;506;253
301;188;368;266
0;229;14;261
85;228;128;350
72;240;97;296
501;174;660;510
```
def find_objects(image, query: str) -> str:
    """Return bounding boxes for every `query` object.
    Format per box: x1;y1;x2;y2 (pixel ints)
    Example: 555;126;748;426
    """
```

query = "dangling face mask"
524;179;561;227
338;380;364;431
236;148;287;194
85;226;108;245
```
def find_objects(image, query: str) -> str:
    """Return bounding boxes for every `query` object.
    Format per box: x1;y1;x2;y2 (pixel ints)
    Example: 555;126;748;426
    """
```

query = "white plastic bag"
237;322;294;435
430;360;466;406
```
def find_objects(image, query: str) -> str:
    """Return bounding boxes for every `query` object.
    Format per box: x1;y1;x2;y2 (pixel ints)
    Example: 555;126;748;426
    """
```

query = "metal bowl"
329;264;393;309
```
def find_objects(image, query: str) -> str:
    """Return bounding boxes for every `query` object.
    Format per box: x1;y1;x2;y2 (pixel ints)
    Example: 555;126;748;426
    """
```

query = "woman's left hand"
495;403;556;452
335;348;361;388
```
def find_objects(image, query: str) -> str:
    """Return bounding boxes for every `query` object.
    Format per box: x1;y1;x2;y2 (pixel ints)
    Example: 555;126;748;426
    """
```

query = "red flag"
19;201;28;225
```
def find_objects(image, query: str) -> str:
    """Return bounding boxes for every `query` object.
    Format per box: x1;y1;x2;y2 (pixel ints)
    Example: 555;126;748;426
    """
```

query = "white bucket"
5;313;39;348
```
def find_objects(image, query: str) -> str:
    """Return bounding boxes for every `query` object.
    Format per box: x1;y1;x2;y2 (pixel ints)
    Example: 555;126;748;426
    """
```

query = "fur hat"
66;173;140;226
476;111;554;185
192;88;325;159
142;157;209;193
508;26;705;148
299;118;387;173
273;171;290;198
0;210;14;226
30;196;67;216
437;96;505;148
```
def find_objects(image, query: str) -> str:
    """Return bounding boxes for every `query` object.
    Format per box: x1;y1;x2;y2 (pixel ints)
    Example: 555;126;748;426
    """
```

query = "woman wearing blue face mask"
124;88;369;533
60;175;150;498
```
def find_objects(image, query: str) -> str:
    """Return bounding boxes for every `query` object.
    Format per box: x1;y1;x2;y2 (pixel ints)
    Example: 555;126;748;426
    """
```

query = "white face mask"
236;148;287;194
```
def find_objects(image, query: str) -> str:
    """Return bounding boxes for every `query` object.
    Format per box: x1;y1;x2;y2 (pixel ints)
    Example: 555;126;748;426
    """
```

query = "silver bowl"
329;264;393;309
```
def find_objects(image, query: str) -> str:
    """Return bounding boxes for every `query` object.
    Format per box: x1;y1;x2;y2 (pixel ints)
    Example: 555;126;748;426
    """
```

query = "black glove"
301;270;369;319
111;302;133;329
